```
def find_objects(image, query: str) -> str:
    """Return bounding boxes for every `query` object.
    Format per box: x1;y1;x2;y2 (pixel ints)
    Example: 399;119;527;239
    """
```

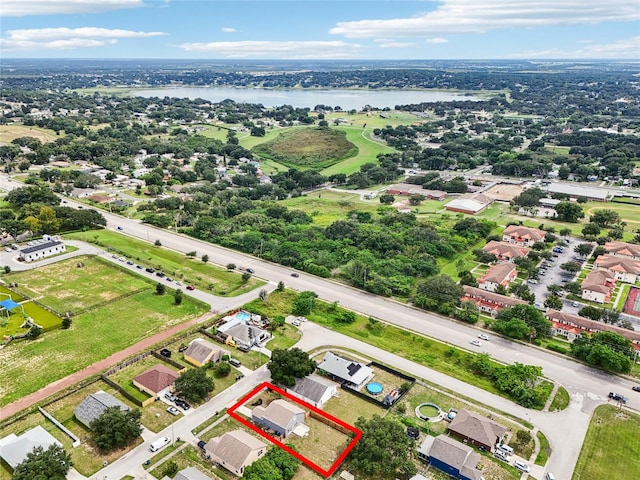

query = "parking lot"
526;237;583;310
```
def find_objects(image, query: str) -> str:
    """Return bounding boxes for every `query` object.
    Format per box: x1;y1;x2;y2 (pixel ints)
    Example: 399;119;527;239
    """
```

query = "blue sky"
1;0;639;59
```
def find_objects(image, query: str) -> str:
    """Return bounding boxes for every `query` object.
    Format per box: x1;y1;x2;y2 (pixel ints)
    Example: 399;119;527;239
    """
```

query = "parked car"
186;285;195;290
156;271;165;278
292;319;301;326
175;281;183;286
136;264;143;269
494;449;509;461
175;399;191;410
469;339;482;347
149;436;170;452
117;226;123;231
514;460;531;473
572;301;580;307
246;268;255;274
164;392;176;402
633;386;640;392
478;333;490;341
167;406;180;416
145;267;155;273
291;272;299;277
127;260;134;265
166;277;173;282
197;440;206;451
235;374;245;381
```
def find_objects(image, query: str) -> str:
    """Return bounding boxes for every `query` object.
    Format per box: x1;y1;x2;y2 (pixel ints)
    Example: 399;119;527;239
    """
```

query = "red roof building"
132;364;180;396
481;241;530;263
502;225;546;247
462;285;527;316
478;263;517;292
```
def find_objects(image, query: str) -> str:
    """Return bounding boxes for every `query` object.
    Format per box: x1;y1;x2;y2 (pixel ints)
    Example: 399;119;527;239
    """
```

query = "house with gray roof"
317;351;374;390
252;399;306;438
183;338;226;367
0;426;63;469
286;374;339;409
204;430;266;477
74;390;130;428
417;435;484;480
161;466;214;480
447;409;506;452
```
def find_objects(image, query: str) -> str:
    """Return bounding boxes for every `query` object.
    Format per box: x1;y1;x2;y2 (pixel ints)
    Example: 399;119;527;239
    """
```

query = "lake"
134;86;481;110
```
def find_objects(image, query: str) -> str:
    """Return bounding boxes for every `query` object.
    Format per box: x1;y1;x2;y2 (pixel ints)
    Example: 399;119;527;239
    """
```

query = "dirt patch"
483;183;524;202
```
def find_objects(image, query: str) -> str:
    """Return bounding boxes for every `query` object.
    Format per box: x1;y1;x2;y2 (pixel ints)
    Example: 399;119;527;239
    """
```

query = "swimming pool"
235;311;251;321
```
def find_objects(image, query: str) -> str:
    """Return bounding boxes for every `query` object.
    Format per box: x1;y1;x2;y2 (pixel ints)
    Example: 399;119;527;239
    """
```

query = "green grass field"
573;404;640;479
279;189;380;226
8;256;150;314
321;125;395;176
0;258;207;406
66;230;263;296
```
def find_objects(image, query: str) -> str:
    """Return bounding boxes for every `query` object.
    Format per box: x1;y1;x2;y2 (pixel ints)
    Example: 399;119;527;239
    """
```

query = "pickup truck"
608;392;628;404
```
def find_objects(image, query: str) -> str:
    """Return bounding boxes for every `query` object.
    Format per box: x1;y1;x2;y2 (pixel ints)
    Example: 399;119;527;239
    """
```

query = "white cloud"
178;40;365;59
1;27;166;51
1;0;143;16
221;27;237;33
426;38;448;44
330;0;640;37
511;36;640;59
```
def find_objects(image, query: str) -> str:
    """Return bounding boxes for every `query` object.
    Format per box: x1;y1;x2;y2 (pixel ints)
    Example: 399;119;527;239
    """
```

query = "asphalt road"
2;174;639;478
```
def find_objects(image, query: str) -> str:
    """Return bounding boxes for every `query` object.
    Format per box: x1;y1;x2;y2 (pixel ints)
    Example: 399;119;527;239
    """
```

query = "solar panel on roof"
346;362;361;376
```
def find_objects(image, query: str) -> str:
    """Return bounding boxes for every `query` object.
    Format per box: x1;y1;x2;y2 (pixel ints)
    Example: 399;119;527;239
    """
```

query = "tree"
414;275;463;313
174;288;183;305
544;295;563;310
496;304;552;340
454;300;479;324
559;228;572;237
202;254;209;263
379;193;395;204
408;194;425;206
458;270;478;287
90;407;142;451
244;446;301;480
27;325;42;339
574;243;594;257
571;331;634;373
581;223;601;237
590;209;621;228
213;361;231;378
61;316;72;329
226;263;236;270
154;239;162;246
269;315;285;331
292;291;317;316
12;444;72;480
564;281;582;295
554;202;584;222
156;282;166;295
267;348;316;386
560;261;581;273
578;305;603;321
174;368;214;403
348;415;417;477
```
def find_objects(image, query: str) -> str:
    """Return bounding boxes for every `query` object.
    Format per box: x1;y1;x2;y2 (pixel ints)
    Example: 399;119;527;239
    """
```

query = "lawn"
0;124;58;143
66;230;263;296
0;277;207;406
280;190;379;226
549;386;570;412
8;255;150;314
573;404;640;480
535;430;551;466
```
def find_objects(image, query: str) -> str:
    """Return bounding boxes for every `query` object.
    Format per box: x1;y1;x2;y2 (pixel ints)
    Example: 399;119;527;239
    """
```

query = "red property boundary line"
227;381;362;477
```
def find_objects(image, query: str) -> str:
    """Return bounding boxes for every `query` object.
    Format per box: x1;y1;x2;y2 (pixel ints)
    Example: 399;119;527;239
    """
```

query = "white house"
286;374;339;409
317;352;374;390
19;238;66;263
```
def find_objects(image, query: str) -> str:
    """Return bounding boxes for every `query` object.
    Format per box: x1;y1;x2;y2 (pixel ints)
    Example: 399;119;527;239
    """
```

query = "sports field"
0;124;58;143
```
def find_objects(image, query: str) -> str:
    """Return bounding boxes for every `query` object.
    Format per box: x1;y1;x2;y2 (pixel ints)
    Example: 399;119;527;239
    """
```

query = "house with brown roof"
604;241;640;260
204;430;266;477
132;364;180;397
183;338;226;368
417;435;484;480
481;241;529;263
502;225;546;247
478;263;517;293
594;254;640;283
546;309;640;351
581;270;616;304
447;409;506;452
462;285;527;316
252;399;306;438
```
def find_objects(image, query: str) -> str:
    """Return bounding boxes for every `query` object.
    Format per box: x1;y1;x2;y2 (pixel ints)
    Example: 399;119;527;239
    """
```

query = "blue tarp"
0;299;21;311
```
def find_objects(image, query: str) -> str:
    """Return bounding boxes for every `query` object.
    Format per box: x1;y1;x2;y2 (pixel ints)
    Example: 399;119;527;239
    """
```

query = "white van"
546;473;556;480
149;436;170;452
497;443;514;455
